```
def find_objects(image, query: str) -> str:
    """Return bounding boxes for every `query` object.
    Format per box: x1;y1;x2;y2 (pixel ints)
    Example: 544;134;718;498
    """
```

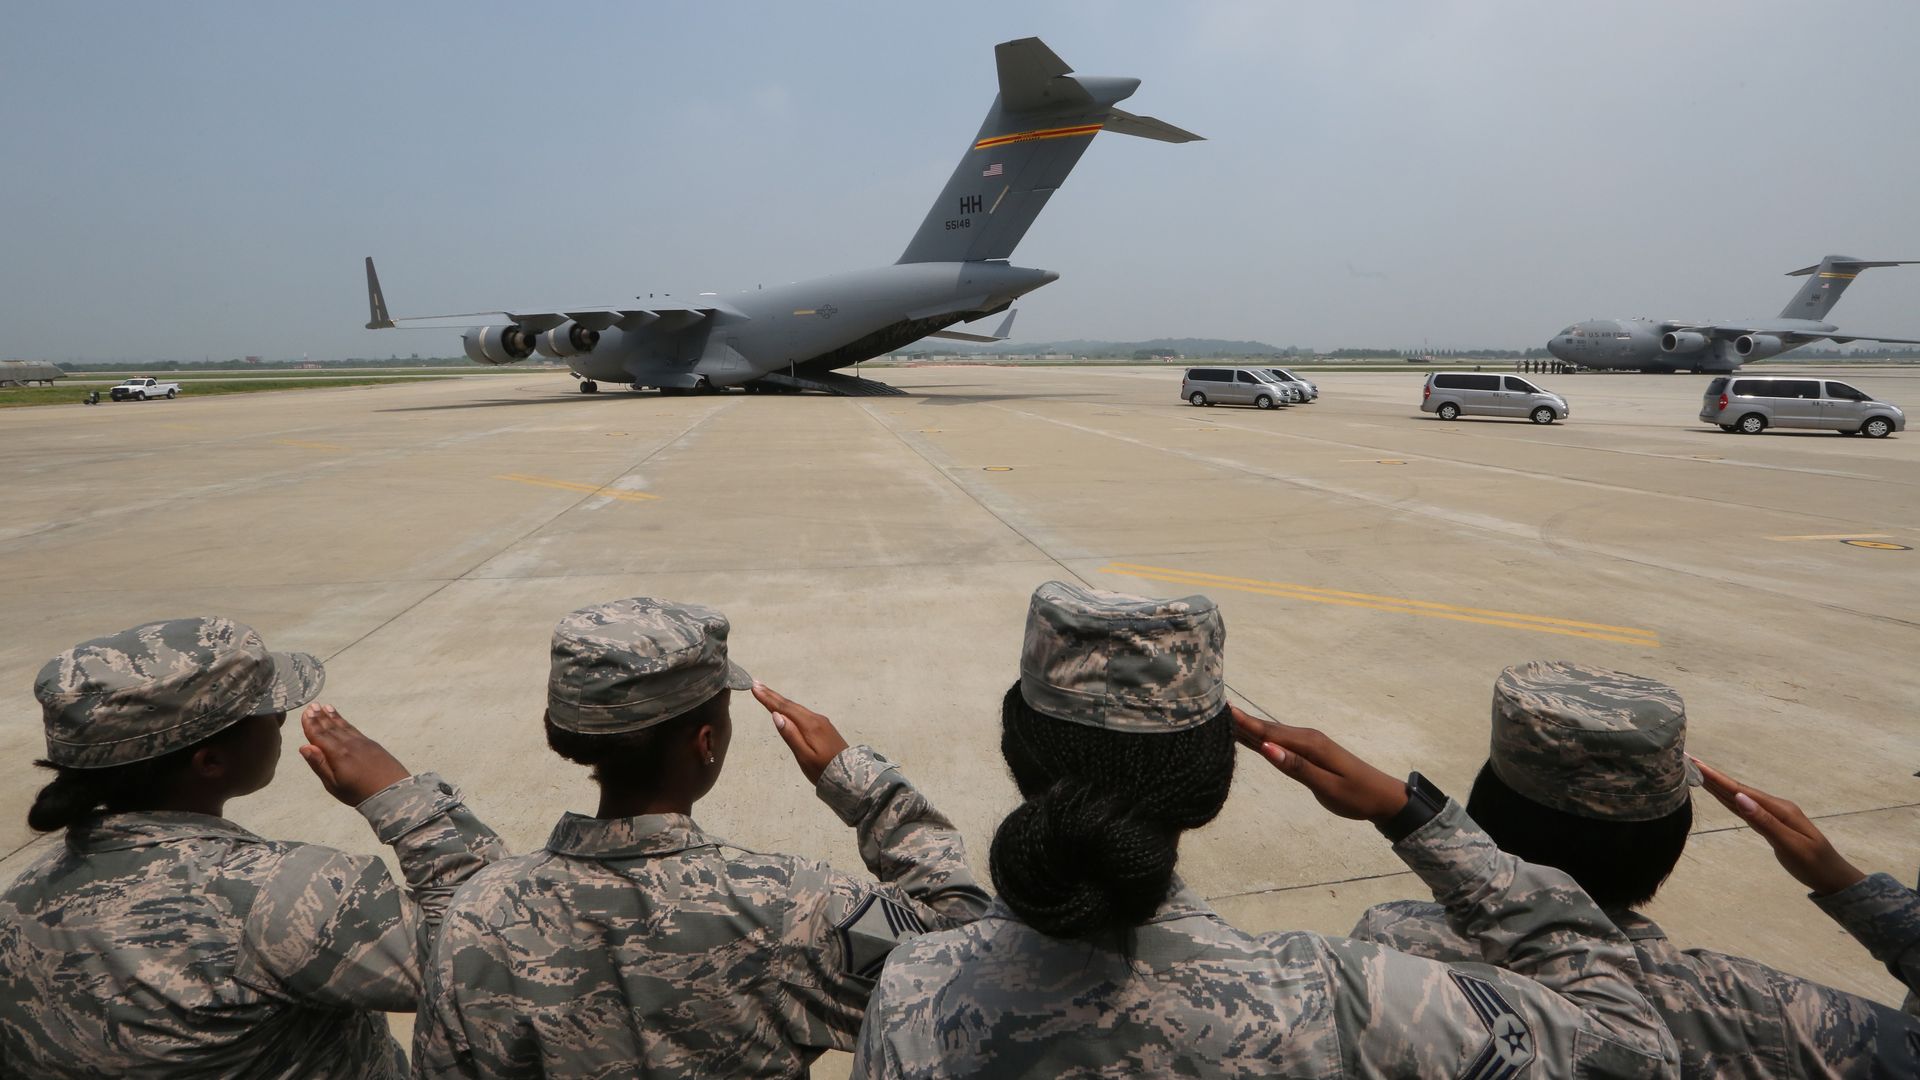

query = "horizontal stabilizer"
1786;258;1920;276
927;308;1018;343
1103;107;1204;144
996;38;1090;112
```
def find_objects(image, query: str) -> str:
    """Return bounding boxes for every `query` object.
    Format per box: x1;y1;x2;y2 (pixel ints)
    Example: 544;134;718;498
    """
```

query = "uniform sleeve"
1812;871;1920;1011
848;993;905;1079
1347;899;1480;962
1317;801;1677;1079
1774;959;1920;1075
237;773;504;1013
777;862;942;1055
411;911;490;1080
814;745;991;926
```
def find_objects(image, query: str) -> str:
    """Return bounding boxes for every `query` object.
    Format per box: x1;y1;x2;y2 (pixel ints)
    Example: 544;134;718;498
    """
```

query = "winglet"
365;257;394;329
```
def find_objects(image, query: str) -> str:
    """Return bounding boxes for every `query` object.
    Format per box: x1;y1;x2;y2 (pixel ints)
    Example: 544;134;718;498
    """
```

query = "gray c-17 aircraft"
363;37;1198;396
1545;255;1920;373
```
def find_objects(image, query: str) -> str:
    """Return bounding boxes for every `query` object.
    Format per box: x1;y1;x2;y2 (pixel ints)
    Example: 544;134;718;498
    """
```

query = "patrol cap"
36;617;325;769
547;597;753;735
1019;580;1225;733
1489;660;1702;822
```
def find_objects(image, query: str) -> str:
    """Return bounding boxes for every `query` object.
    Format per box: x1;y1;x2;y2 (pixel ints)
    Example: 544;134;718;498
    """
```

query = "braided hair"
25;728;241;833
989;681;1236;941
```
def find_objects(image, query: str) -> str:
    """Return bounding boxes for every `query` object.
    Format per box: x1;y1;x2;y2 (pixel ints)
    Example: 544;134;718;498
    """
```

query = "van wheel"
1863;417;1893;438
1437;402;1460;421
1530;406;1555;424
1188;392;1208;407
1737;413;1766;434
1255;394;1274;410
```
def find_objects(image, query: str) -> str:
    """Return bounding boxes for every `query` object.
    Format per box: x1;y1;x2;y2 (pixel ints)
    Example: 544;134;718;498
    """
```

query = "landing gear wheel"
1863;417;1893;438
1437;402;1460;421
1255;394;1274;410
579;380;598;394
1737;413;1766;435
1530;406;1556;424
1188;391;1208;407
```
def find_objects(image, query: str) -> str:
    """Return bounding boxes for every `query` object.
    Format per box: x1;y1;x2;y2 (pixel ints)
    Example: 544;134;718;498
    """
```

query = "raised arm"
753;683;990;924
243;705;506;1011
1236;708;1675;1077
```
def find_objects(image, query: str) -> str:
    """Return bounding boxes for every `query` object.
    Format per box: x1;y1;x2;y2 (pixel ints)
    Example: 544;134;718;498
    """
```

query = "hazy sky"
4;1;1918;362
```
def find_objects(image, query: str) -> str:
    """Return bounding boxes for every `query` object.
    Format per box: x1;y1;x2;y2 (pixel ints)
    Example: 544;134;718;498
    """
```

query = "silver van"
1262;367;1319;402
1700;375;1905;437
1182;367;1290;410
1421;372;1569;424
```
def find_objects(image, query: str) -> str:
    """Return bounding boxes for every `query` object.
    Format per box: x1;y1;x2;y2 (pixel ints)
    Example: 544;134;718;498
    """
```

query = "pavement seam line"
313;400;734;665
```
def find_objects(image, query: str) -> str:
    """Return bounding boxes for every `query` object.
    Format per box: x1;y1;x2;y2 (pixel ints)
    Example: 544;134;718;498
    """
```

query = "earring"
707;754;716;765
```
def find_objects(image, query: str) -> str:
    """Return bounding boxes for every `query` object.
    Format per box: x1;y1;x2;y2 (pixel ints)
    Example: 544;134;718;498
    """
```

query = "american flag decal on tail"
982;162;1003;177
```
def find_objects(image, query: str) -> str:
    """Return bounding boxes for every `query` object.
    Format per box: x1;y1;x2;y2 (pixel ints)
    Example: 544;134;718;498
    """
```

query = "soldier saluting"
411;597;990;1078
852;582;1679;1078
0;617;504;1077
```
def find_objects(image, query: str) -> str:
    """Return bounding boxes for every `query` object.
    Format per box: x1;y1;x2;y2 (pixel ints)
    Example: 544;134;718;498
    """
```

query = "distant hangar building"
0;361;65;387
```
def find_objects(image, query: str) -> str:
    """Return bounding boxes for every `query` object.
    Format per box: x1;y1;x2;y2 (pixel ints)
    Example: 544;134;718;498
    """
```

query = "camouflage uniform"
1813;872;1920;1016
412;598;990;1079
850;588;1676;1079
1350;660;1920;1077
0;617;505;1078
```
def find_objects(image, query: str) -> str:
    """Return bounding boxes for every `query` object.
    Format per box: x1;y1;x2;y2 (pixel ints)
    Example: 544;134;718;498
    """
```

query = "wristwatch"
1376;771;1448;843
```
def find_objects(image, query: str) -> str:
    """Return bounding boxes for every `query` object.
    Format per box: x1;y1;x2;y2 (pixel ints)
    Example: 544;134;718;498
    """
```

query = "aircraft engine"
1735;334;1786;360
462;325;536;365
535;322;601;359
1661;331;1709;353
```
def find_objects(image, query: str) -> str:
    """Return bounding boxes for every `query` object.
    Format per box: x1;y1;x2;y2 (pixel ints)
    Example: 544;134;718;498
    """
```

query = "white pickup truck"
109;377;182;401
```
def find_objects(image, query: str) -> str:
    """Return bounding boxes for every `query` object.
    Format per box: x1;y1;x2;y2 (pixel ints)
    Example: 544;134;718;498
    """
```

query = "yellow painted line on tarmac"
276;439;350;451
1766;533;1891;542
494;474;659;502
1100;562;1661;648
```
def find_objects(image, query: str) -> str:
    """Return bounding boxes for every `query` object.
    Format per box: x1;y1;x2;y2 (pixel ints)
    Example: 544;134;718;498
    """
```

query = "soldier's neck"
595;785;692;820
137;791;231;818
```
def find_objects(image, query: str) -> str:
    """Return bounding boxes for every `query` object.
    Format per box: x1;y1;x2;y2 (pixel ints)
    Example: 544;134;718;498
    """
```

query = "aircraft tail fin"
1779;255;1920;320
896;38;1200;265
365;257;394;329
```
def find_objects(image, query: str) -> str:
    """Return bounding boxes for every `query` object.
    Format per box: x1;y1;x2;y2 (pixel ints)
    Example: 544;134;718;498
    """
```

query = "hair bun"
990;778;1178;940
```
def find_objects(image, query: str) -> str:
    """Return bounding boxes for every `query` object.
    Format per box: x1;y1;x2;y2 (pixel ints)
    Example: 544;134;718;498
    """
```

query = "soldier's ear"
187;743;230;781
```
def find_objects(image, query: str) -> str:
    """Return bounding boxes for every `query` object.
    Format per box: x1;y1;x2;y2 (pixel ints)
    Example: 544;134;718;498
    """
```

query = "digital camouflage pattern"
413;744;990;1078
35;616;325;768
1814;871;1920;1016
1018;581;1225;733
1352;899;1920;1077
851;800;1676;1079
0;772;504;1078
1490;660;1700;822
547;597;753;734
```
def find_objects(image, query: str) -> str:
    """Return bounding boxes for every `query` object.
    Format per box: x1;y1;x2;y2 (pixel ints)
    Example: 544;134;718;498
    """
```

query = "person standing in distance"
852;581;1677;1079
0;617;505;1077
1348;661;1920;1076
412;597;990;1079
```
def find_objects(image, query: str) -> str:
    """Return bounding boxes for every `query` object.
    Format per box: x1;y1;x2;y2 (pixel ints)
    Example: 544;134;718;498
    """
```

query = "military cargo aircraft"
363;37;1198;396
1546;255;1920;373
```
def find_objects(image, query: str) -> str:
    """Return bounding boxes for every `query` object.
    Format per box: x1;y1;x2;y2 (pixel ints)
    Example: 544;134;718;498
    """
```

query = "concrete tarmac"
3;365;1916;1068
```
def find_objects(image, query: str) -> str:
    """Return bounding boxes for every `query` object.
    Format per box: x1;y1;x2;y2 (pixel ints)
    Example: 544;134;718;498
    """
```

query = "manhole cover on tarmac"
1841;539;1910;550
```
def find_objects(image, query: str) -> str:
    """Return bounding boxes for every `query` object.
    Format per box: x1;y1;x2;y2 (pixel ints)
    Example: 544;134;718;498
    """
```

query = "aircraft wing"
363;258;741;332
1824;333;1920;345
1658;320;1920;346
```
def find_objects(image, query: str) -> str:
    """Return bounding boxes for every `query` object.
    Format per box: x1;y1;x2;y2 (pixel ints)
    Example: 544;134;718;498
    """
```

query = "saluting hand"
1232;706;1409;824
1694;757;1866;896
751;682;850;786
298;704;412;807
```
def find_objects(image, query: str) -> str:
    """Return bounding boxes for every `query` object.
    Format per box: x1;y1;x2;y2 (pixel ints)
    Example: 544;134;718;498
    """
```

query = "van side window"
1434;374;1463;389
1503;377;1538;393
1730;381;1761;397
1464;374;1499;391
1235;371;1258;384
1775;380;1820;399
1824;382;1868;401
1189;369;1225;382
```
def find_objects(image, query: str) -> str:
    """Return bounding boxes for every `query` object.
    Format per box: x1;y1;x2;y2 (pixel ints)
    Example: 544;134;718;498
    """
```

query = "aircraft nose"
1545;338;1564;359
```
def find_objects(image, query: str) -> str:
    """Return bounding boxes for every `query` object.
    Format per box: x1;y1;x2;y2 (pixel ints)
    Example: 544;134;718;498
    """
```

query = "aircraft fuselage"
1545;316;1837;373
567;261;1057;389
